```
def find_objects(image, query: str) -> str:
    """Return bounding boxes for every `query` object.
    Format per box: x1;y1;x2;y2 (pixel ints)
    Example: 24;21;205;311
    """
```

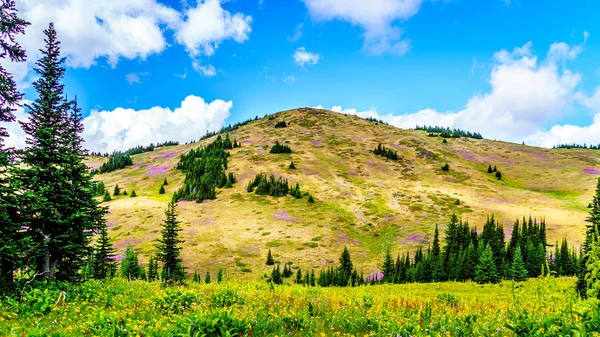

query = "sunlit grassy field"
91;108;600;276
2;277;599;336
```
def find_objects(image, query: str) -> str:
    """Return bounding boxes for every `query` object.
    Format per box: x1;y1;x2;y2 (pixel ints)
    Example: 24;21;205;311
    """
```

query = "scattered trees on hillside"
373;144;399;161
274;121;287;128
270;141;292;154
441;163;450;171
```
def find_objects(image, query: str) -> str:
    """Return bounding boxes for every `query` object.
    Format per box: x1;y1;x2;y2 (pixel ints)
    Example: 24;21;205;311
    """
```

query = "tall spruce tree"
156;202;185;282
121;244;141;280
0;0;29;291
510;246;528;282
92;226;116;280
18;23;104;281
339;246;353;275
578;177;600;296
474;245;500;284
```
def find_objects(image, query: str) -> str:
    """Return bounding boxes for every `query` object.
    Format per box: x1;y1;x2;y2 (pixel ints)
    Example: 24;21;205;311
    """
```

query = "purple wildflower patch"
274;210;294;221
162;151;178;159
312;140;320;146
241;139;253;143
132;162;142;168
583;168;600;175
146;165;172;176
407;233;424;242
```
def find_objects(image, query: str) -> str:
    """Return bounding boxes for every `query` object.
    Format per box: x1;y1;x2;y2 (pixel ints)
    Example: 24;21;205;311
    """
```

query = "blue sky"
5;0;600;151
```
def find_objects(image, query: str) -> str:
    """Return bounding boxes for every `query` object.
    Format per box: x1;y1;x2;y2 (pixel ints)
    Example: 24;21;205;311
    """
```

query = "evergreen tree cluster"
373;144;399;161
89;141;180;158
192;117;259;144
248;173;310;200
372;215;576;285
416;125;483;139
270;141;292;154
554;143;600;150
364;117;388;125
91;152;133;175
487;165;502;180
274;121;287;128
174;134;237;202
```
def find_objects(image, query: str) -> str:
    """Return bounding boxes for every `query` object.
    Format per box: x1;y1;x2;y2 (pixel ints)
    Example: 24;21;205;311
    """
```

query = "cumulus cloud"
301;0;423;55
4;0;252;87
82;95;232;153
318;37;598;147
175;0;252;57
293;47;320;67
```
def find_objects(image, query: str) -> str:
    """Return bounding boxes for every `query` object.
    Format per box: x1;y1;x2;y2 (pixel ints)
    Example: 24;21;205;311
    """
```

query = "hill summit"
92;108;599;276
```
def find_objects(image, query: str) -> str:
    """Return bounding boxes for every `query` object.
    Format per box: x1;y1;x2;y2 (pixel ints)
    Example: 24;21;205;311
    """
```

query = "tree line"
553;143;600;150
416;125;483;139
90;140;180;158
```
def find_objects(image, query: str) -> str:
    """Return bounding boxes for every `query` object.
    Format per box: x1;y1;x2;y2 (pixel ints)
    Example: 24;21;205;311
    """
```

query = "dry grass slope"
91;108;600;277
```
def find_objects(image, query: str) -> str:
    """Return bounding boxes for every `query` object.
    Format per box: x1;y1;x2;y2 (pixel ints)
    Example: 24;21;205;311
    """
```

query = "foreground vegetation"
2;276;600;336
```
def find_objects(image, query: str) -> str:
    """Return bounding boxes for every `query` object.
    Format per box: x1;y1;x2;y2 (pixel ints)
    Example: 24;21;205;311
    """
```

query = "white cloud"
318;39;597;147
3;100;30;149
175;0;252;57
4;0;252;87
301;0;423;55
283;76;297;84
293;47;320;67
82;95;232;152
192;60;217;77
287;23;303;42
125;72;149;85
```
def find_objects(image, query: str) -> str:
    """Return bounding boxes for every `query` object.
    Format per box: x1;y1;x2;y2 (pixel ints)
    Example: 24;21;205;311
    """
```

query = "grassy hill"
92;108;600;277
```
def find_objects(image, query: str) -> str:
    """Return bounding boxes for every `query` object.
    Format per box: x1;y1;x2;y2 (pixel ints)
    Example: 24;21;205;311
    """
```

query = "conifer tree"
496;171;502;180
339;246;353;275
381;249;395;282
585;228;600;299
103;190;112;202
432;224;441;258
17;24;105;281
121;244;141;280
114;184;120;196
217;267;224;283
266;249;275;265
163;178;168;186
130;190;137;197
487;165;493;173
289;161;296;169
123;190;127;196
579;177;600;296
511;246;528;282
296;268;303;284
205;271;211;284
92;225;116;280
147;256;158;282
441;163;450;171
308;194;315;203
193;271;200;283
474;245;500;284
159;185;166;194
156;202;185;282
271;264;283;285
0;0;29;291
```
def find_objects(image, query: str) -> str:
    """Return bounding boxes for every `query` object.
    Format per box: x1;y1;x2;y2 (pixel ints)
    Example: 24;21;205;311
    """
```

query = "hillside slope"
92;108;600;276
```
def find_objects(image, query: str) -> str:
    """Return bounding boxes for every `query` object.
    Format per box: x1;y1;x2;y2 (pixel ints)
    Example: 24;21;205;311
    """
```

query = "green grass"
3;277;599;336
